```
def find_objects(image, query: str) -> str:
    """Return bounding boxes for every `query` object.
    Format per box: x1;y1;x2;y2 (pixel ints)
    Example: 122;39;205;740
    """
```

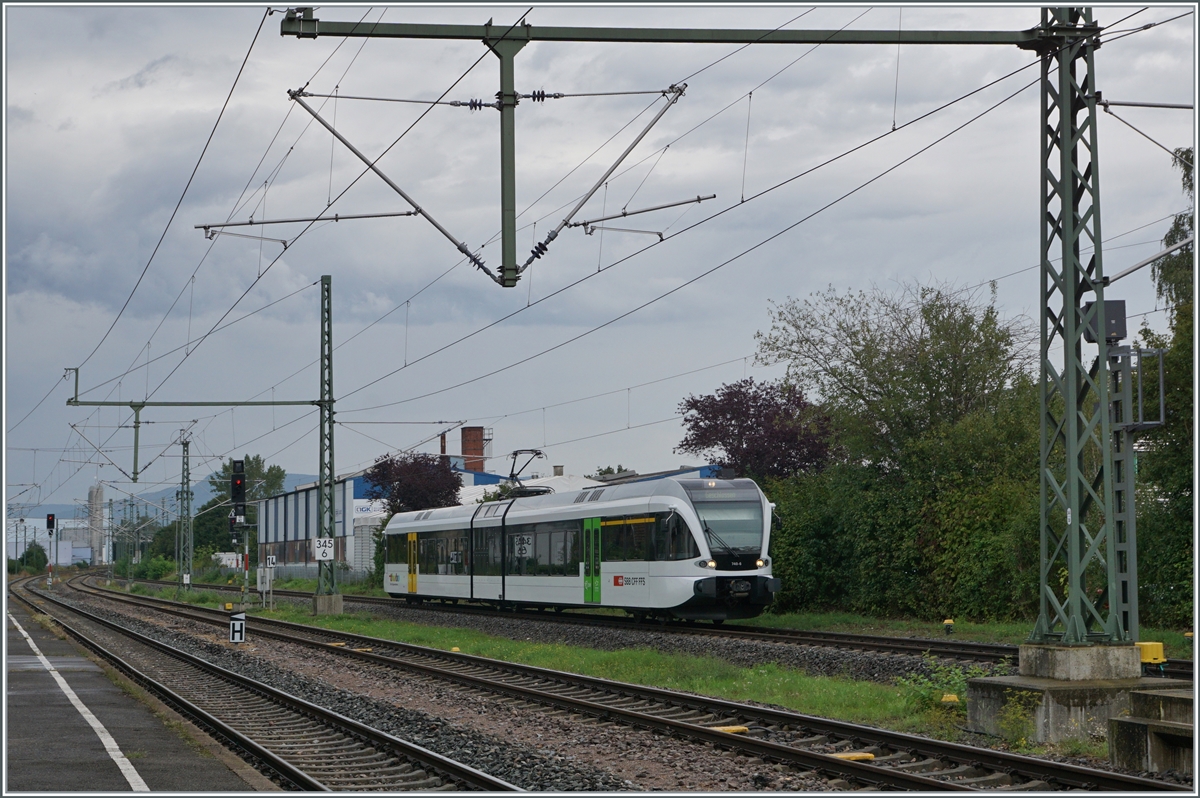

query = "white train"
381;477;781;622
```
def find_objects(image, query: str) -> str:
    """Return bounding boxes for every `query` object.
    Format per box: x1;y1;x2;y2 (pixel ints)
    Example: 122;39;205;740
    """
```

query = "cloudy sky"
4;3;1195;523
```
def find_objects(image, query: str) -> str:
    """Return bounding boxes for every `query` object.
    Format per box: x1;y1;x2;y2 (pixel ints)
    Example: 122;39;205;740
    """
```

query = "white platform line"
8;612;151;791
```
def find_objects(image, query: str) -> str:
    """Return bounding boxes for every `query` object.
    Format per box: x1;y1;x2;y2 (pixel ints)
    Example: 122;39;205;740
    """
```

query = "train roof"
384;477;762;532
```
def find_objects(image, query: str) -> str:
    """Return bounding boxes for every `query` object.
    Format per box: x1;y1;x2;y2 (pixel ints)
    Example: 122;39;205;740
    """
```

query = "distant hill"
14;473;317;527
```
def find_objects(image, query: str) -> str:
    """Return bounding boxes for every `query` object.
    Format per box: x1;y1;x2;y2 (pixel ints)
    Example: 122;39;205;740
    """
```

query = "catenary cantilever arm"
520;84;687;274
288;90;498;283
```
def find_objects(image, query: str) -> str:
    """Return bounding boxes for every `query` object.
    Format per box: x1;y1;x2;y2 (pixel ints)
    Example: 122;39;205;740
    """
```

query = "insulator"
530;241;548;260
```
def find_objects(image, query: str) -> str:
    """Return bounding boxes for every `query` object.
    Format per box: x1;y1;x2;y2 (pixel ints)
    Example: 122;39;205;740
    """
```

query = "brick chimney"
462;427;485;472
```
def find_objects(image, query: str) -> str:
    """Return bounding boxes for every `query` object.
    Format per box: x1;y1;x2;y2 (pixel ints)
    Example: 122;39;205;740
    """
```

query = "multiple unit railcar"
382;477;780;621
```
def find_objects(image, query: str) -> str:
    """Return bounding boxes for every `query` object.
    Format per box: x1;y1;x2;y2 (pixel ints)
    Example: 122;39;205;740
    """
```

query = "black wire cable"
73;7;270;374
338;46;1053;408
142;10;532;409
77;9;387;409
30;10;1181;501
67;10;539;495
343;74;1041;414
77;281;319;398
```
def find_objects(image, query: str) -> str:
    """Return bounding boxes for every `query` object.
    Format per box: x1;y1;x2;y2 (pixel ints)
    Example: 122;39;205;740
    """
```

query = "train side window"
656;512;700;560
474;527;502;575
565;521;582;574
602;520;623;561
627;518;651;561
386;534;407;565
506;523;535;575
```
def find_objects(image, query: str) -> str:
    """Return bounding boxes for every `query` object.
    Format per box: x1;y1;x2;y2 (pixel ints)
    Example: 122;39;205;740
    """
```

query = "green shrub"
895;655;992;714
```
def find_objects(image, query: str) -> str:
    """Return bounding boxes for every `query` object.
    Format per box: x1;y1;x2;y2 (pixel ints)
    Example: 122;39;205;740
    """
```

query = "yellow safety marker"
451;647;461;652
831;752;875;761
711;725;749;734
941;694;961;704
224;603;233;611
1135;641;1166;664
328;641;346;647
352;647;373;653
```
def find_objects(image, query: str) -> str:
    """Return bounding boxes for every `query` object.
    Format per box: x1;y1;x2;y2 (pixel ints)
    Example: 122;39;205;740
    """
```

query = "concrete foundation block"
1019;644;1142;680
1131;688;1194;724
1109;689;1194;775
1109;717;1193;774
966;675;1191;744
312;593;343;615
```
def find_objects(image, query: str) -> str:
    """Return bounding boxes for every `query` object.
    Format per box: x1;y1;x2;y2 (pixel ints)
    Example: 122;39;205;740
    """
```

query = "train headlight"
696;559;716;569
756;558;768;568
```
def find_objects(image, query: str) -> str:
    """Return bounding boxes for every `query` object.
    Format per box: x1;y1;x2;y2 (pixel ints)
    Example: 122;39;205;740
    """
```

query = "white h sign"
228;612;246;643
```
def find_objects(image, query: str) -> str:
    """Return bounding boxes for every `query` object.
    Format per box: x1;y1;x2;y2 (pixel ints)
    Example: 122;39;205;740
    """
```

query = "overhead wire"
32;9;1176;499
93;11;531;488
343;72;1043;414
73;7;270;374
337;36;1056;410
247;8;828;404
140;10;532;410
72;8;386;409
1101;104;1195;165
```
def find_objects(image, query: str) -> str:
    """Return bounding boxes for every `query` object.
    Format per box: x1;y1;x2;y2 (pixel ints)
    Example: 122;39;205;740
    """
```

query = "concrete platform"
6;596;277;792
967;674;1191;743
1110;689;1194;775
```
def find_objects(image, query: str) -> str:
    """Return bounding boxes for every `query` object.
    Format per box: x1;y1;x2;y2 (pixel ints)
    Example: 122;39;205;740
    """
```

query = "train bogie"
382;477;780;621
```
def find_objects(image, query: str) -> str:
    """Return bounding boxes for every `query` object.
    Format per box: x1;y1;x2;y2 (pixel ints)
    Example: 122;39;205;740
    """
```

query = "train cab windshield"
678;480;766;559
693;501;764;554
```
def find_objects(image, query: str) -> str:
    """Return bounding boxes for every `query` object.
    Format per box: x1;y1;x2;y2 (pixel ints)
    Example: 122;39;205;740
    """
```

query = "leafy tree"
756;280;1043;621
207;454;286;503
363;452;462;516
20;542;48;572
478;482;520;503
755;280;1034;466
676;378;830;478
1136;146;1193;626
587;465;627;478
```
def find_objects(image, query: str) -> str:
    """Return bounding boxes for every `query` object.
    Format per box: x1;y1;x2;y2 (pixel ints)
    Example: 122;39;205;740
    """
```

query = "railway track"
10;577;518;791
133;576;1194;679
71;576;1190;792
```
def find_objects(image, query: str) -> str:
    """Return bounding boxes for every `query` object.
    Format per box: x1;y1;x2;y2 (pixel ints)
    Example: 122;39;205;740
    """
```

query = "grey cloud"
107;54;179;91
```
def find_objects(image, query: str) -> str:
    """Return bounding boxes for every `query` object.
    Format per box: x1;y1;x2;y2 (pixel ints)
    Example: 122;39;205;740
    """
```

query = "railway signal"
45;513;55;530
231;460;246;521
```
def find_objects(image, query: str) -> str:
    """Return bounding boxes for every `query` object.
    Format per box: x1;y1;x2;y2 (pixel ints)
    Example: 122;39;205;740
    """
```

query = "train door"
584;517;601;603
407;532;417;593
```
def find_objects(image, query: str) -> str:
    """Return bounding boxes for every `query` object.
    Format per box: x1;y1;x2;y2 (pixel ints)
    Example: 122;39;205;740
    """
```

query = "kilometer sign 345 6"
313;538;334;561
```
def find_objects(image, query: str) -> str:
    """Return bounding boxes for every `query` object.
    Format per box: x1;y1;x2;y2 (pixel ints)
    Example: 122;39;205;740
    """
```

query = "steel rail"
65;581;964;790
128;576;1193;678
16;582;522;792
77;578;1189;792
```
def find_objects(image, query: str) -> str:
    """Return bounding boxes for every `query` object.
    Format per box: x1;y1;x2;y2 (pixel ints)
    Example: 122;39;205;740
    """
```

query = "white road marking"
8;611;151;791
